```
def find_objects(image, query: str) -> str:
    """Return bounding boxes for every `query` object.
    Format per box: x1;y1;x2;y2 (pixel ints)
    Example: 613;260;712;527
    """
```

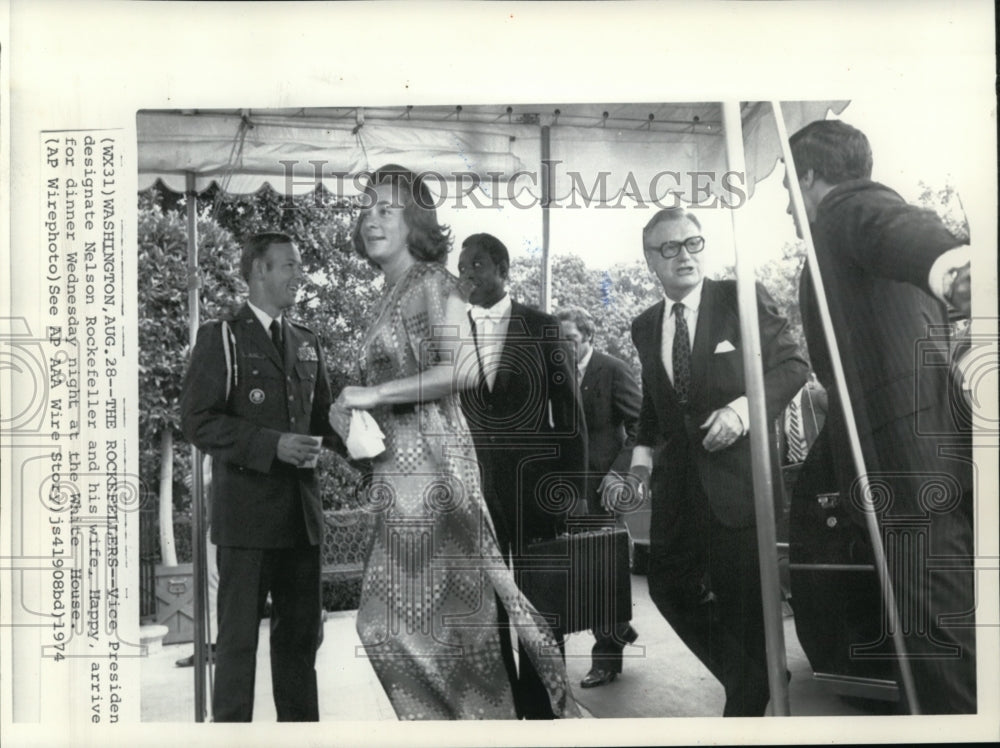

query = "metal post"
540;124;552;313
721;101;791;716
771;101;920;714
185;172;209;721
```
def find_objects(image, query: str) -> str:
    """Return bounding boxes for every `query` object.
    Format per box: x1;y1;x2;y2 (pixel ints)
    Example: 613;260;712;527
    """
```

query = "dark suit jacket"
181;303;335;548
632;279;809;529
579;350;641;507
460;301;588;550
800;179;972;507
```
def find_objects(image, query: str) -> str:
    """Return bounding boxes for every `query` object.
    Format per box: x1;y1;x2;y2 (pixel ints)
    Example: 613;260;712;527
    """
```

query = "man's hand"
945;261;971;318
602;465;651;512
598;471;623;512
630;464;651;493
276;433;322;467
700;406;744;452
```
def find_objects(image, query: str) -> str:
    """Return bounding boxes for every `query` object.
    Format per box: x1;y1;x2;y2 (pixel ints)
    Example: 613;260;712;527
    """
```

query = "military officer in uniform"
181;231;335;722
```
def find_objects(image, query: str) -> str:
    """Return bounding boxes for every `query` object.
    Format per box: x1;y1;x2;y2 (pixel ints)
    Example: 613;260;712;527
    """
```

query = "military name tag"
297;344;318;362
249;388;266;405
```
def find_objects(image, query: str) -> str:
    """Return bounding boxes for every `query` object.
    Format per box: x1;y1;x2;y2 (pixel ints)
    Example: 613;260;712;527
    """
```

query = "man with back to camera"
555;306;641;689
457;232;588;719
181;232;335;721
628;207;809;716
786;119;975;714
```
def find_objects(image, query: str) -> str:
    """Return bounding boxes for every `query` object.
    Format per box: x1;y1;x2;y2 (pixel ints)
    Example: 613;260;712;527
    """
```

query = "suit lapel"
638;300;677;401
492;303;527;395
687;279;716;405
580;351;601;391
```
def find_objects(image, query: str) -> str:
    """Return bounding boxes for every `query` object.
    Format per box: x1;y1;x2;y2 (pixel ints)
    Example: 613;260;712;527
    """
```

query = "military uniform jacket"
181;303;335;548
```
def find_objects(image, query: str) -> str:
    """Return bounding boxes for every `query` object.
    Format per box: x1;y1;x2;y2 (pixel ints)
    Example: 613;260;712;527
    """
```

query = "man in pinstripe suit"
788;119;975;714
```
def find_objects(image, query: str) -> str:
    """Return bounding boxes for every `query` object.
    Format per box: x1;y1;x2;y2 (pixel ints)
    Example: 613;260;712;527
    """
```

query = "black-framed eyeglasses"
646;235;705;260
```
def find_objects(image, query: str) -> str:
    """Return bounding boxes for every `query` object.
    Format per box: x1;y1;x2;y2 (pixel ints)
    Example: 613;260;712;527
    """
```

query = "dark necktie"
467;312;489;391
270;318;283;355
672;302;691;405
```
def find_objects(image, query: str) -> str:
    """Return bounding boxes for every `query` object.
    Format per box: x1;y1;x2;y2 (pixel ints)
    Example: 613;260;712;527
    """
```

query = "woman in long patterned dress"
328;165;579;720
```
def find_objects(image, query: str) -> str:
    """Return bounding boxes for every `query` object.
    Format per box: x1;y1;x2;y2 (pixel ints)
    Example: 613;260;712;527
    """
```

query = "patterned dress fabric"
353;261;579;720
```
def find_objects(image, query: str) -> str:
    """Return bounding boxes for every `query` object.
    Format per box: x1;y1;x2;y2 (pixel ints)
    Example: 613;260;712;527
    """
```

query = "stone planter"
154;563;194;644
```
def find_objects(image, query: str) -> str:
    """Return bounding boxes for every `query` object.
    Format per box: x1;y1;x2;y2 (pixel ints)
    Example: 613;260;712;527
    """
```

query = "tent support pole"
540;124;552;313
771;101;920;714
185;172;209;722
721;101;790;716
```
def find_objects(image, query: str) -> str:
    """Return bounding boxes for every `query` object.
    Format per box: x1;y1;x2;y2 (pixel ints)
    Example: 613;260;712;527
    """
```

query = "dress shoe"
175;644;216;668
580;668;618;689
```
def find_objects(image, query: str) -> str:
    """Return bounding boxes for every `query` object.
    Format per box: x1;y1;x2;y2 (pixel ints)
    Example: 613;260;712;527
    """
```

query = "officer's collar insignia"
297;344;318;362
249;388;266;405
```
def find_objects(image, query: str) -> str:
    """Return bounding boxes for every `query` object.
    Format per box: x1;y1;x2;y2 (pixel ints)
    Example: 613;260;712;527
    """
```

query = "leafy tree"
754;242;807;353
137;190;243;564
916;179;970;242
509;255;661;377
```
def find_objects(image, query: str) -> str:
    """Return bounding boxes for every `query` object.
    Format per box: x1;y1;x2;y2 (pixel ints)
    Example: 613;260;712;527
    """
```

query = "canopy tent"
138;101;850;313
138;100;920;721
137;102;847;204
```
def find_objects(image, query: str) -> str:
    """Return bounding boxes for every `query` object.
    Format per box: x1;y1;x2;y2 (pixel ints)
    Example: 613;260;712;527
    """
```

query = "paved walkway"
142;575;884;724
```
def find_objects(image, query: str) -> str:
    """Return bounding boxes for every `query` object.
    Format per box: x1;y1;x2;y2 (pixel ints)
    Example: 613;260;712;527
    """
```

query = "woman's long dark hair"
351;164;452;265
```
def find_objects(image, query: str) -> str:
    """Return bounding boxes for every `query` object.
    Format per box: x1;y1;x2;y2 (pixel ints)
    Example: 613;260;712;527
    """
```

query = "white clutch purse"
345;409;386;460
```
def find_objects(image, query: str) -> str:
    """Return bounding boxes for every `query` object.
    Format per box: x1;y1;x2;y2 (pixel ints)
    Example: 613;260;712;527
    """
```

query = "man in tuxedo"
629;208;809;716
556;307;641;689
787;119;975;714
181;232;335;721
457;232;587;720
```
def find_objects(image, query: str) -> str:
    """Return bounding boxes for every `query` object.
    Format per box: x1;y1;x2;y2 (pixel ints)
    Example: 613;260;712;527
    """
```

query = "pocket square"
714;340;736;353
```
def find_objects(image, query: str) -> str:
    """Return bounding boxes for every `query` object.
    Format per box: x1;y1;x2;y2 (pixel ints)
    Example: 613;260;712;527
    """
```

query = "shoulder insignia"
288;318;315;334
197;319;225;333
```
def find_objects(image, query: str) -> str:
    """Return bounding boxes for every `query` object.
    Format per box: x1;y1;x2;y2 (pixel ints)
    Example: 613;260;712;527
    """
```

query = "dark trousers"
213;544;321;722
647;468;769;717
590;622;638;673
582;487;637;673
879;487;977;715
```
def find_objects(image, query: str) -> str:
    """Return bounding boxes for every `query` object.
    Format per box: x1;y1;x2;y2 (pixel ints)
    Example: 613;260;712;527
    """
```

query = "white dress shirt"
631;281;748;471
576;345;594;383
248;300;282;337
468;293;512;390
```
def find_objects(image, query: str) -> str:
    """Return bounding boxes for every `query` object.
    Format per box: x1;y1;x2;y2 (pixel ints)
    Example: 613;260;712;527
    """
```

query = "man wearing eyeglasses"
628;207;808;716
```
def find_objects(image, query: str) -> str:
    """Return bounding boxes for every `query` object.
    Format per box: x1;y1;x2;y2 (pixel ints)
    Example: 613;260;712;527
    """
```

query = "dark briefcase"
517;521;632;634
